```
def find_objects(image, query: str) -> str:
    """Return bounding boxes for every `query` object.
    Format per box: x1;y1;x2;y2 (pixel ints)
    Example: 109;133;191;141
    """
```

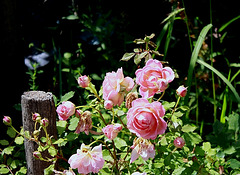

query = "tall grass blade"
197;59;240;103
184;24;213;106
161;8;185;24
218;15;240;32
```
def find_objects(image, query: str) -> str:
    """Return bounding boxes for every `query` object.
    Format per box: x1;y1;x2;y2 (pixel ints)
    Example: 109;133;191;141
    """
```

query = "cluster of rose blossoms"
55;59;187;175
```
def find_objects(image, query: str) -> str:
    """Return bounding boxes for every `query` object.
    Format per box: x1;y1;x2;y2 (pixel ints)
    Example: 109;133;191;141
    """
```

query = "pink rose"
68;143;104;174
103;68;134;108
176;85;187;97
127;98;167;140
135;59;175;98
77;75;90;88
130;137;155;163
56;101;75;121
102;123;122;140
174;137;185;148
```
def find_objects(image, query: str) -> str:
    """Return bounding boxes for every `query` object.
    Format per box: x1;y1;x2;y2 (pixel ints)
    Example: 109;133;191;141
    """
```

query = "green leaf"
0;165;9;174
114;137;127;150
120;52;135;61
2;146;15;155
68;117;79;131
183;132;202;146
85;82;98;95
162;101;176;111
57;120;67;135
218;15;240;32
44;164;54;175
60;91;75;102
53;138;66;144
161;8;185;24
197;59;240;103
48;146;58;157
202;142;211;152
182;124;197;132
184;24;213;106
14;136;24;145
228;112;239;131
16;167;27;175
66;132;78;141
227;159;240;169
7;127;16;138
0;140;9;146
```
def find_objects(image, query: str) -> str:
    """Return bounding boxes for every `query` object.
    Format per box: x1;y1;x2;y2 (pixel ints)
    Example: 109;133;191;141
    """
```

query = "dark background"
0;0;239;136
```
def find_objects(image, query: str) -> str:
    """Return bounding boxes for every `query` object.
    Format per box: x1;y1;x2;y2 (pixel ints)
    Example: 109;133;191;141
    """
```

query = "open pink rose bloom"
136;59;175;98
56;101;75;121
103;68;134;108
127;98;167;140
68;143;104;175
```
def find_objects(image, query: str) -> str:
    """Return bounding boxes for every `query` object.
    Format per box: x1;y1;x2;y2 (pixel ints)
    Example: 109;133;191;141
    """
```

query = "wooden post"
21;91;57;175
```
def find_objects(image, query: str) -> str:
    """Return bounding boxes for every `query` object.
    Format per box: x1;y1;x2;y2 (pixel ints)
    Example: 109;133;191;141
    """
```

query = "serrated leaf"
202;142;211;152
121;52;135;61
227;159;240;169
7;127;16;138
48;146;57;157
0;165;9;174
183;132;202;146
14;136;24;145
57;120;67;135
134;54;141;65
0;140;9;146
68;117;79;131
16;167;27;175
182;124;197;132
114;137;127;150
3;146;15;155
60;91;75;102
44;164;55;175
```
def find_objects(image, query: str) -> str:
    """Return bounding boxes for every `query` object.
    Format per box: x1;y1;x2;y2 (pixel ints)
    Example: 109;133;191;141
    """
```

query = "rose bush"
2;33;238;175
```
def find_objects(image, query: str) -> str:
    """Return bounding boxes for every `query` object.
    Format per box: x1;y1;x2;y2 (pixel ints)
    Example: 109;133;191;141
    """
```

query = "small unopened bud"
104;100;113;109
3;116;12;126
125;92;138;109
32;113;40;121
77;75;90;88
174;137;185;148
33;151;42;159
41;118;49;127
176;86;187;97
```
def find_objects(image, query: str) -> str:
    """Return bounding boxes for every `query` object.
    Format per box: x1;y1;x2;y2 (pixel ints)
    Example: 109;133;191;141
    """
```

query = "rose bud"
32;113;40;121
33;151;42;159
174;137;185;148
3;116;12;126
176;86;187;97
41;118;49;127
77;75;90;88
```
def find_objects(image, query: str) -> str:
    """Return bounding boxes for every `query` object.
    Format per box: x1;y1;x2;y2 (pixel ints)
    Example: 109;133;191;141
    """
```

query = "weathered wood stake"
21;91;57;175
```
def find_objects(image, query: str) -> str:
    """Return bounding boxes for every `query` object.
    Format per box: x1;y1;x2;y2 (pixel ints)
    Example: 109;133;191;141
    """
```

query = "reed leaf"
184;24;213;105
197;59;240;103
